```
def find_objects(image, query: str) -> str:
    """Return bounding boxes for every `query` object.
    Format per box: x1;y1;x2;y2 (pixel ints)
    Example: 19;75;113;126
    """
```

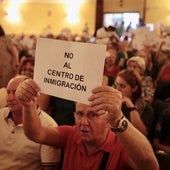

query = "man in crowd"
0;75;61;170
16;78;159;170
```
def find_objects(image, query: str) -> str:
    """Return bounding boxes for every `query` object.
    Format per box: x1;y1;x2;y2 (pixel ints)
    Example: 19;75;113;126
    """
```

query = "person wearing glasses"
15;79;159;170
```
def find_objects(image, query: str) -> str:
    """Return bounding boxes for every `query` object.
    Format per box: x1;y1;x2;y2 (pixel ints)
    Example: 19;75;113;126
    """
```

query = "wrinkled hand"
15;79;40;107
88;86;123;126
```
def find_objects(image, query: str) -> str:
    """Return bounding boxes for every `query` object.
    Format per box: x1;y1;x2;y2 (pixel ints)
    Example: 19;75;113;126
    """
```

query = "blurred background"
0;0;169;36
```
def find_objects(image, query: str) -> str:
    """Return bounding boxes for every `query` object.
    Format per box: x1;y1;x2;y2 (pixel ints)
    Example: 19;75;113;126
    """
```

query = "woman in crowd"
126;56;155;104
104;49;120;86
152;104;170;170
19;57;50;112
114;69;154;140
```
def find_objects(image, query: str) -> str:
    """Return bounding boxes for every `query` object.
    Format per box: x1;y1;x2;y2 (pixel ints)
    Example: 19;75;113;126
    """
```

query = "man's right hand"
16;79;40;107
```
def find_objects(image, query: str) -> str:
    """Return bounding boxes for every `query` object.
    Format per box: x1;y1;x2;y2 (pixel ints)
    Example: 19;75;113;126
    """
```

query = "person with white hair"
127;56;155;104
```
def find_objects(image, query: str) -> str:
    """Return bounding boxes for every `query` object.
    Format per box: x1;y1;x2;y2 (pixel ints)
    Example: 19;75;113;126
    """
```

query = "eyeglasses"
74;111;106;121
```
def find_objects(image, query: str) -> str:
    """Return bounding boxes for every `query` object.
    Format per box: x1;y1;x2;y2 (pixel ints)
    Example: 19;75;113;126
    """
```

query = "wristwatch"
111;115;128;133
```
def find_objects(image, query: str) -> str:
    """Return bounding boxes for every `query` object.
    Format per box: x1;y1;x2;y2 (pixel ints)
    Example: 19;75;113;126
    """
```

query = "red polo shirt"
57;126;133;170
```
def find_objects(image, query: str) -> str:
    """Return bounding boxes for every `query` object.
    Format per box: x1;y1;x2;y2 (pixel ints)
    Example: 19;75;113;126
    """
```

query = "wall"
0;0;96;35
146;0;170;33
104;0;144;16
0;0;170;35
104;0;170;34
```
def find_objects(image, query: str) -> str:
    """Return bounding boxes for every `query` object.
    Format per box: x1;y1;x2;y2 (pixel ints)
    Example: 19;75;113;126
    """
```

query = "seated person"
0;75;61;170
18;57;50;112
127;56;155;104
152;105;170;170
152;105;170;153
154;80;170;102
15;79;159;170
114;69;154;139
154;60;170;103
0;87;7;109
104;50;120;86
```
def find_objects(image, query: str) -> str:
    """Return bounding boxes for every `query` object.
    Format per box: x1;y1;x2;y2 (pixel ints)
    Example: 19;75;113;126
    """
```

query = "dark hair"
117;69;142;101
19;57;35;74
0;25;5;36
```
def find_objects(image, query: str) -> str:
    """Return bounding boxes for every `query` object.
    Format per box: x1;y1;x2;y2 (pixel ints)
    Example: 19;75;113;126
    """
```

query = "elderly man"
16;79;159;170
0;75;61;170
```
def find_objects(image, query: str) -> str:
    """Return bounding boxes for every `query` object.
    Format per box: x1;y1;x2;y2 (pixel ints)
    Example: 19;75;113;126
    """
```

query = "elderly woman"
127;56;155;104
18;57;50;112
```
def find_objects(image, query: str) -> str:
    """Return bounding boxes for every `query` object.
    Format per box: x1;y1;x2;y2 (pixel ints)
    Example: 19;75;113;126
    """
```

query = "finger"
89;90;116;102
17;80;39;97
16;84;39;103
91;86;114;94
89;90;122;106
24;79;40;94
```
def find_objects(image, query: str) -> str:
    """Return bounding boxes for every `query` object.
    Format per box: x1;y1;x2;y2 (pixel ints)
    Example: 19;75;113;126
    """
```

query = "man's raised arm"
88;86;159;170
16;79;60;147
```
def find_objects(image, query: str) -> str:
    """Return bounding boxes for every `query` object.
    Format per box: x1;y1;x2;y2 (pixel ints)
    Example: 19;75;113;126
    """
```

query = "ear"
73;112;76;118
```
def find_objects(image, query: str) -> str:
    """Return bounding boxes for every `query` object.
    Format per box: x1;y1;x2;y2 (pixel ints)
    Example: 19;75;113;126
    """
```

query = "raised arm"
15;79;60;147
88;86;159;170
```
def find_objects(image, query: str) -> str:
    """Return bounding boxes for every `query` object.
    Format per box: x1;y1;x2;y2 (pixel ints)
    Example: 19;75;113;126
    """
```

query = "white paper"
34;38;106;104
132;27;159;50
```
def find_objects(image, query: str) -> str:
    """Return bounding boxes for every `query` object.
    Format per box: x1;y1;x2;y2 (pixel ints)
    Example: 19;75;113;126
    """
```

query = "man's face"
74;103;109;144
6;78;24;113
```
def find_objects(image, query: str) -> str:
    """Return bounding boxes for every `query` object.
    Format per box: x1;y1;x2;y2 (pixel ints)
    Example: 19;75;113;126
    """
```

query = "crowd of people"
0;22;170;169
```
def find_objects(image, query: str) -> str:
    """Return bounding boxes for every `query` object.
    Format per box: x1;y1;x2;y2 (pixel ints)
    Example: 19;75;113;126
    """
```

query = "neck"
83;129;110;155
11;111;23;125
83;142;101;155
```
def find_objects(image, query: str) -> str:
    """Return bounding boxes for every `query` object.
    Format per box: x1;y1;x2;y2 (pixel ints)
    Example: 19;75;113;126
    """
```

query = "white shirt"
0;87;7;109
0;107;61;170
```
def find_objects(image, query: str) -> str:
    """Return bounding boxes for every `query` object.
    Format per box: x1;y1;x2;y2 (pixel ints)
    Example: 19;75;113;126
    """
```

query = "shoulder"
135;98;153;114
135;98;145;110
0;88;7;109
57;125;76;147
39;110;58;126
57;125;75;134
107;130;125;150
108;131;132;168
142;75;153;84
0;107;10;119
162;107;170;119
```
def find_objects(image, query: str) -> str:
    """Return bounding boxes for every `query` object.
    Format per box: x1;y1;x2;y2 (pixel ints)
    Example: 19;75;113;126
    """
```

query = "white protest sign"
132;27;159;50
34;38;106;104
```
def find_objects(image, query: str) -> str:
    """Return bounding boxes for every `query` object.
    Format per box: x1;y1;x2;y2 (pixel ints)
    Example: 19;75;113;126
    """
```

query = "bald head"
6;75;29;113
7;75;29;89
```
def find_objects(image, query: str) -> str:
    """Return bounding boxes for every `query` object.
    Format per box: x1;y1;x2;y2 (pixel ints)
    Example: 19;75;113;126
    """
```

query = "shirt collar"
5;111;12;120
4;108;41;121
73;128;116;153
